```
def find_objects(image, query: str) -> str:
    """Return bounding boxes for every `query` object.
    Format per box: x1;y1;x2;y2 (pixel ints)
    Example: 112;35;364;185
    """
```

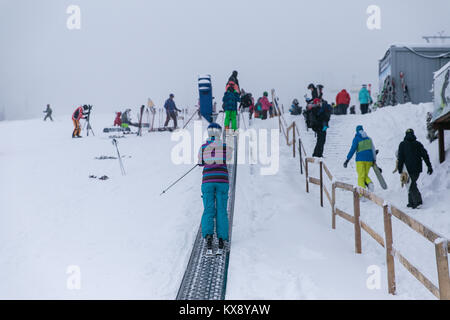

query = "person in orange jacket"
72;105;88;138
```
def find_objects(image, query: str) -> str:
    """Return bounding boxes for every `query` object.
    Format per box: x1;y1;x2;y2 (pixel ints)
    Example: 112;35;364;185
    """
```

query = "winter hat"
170;93;175;98
207;122;222;138
406;128;414;134
356;125;363;133
308;83;315;89
263;91;268;97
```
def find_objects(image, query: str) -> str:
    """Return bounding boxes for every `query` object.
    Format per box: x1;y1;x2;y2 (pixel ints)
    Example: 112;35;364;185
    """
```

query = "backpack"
255;98;262;111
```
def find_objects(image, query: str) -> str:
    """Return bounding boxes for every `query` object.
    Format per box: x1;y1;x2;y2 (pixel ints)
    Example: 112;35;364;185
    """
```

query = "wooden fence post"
383;205;396;295
331;183;336;229
319;161;324;207
435;239;450;300
305;160;309;193
353;188;362;254
299;138;303;175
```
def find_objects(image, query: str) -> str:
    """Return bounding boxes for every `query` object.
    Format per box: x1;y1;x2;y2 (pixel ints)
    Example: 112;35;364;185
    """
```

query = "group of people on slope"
333;84;373;115
343;126;433;208
221;71;275;134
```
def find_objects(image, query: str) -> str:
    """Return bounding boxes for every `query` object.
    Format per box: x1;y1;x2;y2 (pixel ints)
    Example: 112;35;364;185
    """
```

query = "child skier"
198;123;232;255
222;86;240;133
343;125;377;192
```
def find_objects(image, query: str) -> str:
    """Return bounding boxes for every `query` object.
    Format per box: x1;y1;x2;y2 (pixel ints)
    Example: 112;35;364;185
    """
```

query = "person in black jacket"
311;100;331;158
228;71;239;88
397;129;433;209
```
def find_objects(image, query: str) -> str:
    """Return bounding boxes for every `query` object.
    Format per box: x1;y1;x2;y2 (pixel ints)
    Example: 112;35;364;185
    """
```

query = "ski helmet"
170;93;175;98
263;91;268;97
207;122;222;138
82;105;89;110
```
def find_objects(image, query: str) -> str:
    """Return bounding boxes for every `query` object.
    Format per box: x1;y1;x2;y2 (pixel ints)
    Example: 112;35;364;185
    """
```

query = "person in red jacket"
72;105;88;138
335;89;351;115
259;91;272;120
114;112;122;127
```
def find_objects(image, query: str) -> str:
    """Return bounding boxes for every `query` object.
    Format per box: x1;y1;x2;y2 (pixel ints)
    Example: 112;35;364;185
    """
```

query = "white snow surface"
0;103;448;299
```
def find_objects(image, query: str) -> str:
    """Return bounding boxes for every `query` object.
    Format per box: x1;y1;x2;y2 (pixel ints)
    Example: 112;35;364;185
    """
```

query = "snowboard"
373;164;388;190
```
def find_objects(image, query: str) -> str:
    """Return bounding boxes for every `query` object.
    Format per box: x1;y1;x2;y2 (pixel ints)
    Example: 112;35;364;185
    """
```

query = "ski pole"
160;164;199;196
183;108;199;129
112;138;126;175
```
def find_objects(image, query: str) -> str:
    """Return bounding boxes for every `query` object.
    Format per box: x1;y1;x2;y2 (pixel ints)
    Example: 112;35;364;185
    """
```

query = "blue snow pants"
201;183;229;241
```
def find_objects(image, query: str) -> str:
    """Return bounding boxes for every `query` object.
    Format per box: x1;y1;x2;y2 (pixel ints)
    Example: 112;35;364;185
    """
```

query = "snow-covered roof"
391;43;450;49
434;61;450;79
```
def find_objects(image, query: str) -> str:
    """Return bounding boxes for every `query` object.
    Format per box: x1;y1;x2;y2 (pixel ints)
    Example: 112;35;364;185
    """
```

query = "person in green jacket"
222;86;241;133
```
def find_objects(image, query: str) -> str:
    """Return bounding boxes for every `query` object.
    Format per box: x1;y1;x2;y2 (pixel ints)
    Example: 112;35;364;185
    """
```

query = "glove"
400;172;409;187
427;167;433;175
343;160;349;168
322;126;328;132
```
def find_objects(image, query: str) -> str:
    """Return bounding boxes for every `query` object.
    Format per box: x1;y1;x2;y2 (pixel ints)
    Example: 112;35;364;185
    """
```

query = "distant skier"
311;99;331;158
397;129;433;209
336;89;351;115
43;104;53;121
164;93;181;130
306;84;319;103
226;70;240;93
317;84;324;100
239;89;254;120
114;112;122;127
343;125;376;192
222;86;241;133
259;92;272;120
72;105;88;138
359;84;372;115
289;99;302;115
198;123;232;255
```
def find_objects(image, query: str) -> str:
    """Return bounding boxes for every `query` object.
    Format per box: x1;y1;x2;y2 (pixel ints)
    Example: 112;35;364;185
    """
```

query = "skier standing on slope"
72;105;88;138
343;125;377;192
198;123;232;255
397;129;433;209
306;83;319;103
311;99;331;158
336;89;351;115
359;84;372;115
239;89;254;119
227;70;240;93
164;93;181;130
259;91;272;120
43;104;53;121
222;85;241;134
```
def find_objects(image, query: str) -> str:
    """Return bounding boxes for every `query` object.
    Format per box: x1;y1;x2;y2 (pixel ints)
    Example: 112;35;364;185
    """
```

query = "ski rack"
176;122;239;300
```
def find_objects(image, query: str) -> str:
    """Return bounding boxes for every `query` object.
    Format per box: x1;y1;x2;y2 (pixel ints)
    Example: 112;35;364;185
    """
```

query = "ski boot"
216;238;225;256
205;234;214;256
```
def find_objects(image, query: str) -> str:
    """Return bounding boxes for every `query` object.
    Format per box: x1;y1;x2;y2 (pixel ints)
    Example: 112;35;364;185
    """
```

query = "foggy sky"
0;0;449;120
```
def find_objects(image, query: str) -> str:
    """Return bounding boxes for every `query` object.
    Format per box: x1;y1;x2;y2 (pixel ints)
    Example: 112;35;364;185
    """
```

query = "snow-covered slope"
287;102;449;299
0;104;447;299
0;115;201;299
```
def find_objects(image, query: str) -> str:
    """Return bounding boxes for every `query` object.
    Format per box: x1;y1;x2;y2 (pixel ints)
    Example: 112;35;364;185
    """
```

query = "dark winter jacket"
164;98;178;112
397;132;432;174
228;74;239;88
222;91;241;111
240;93;253;109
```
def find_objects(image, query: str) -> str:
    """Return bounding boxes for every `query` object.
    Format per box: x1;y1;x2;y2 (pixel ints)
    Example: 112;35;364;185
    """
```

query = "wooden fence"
278;115;450;300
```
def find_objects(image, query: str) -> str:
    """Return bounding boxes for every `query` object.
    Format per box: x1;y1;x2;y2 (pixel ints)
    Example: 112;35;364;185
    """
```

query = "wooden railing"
279;117;450;300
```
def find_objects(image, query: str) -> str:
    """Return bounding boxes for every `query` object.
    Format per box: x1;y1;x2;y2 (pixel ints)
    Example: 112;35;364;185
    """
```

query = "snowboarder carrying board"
397;128;433;209
344;125;378;192
198;123;232;256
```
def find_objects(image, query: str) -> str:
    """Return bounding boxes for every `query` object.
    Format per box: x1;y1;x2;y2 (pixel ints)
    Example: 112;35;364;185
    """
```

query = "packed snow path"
176;134;239;300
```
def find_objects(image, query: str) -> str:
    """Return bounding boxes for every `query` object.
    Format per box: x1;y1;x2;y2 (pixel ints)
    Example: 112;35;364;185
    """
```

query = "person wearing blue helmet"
198;122;232;255
344;125;377;192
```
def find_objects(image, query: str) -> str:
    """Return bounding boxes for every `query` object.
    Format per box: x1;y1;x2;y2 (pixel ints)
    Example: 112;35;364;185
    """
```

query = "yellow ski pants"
356;161;373;189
